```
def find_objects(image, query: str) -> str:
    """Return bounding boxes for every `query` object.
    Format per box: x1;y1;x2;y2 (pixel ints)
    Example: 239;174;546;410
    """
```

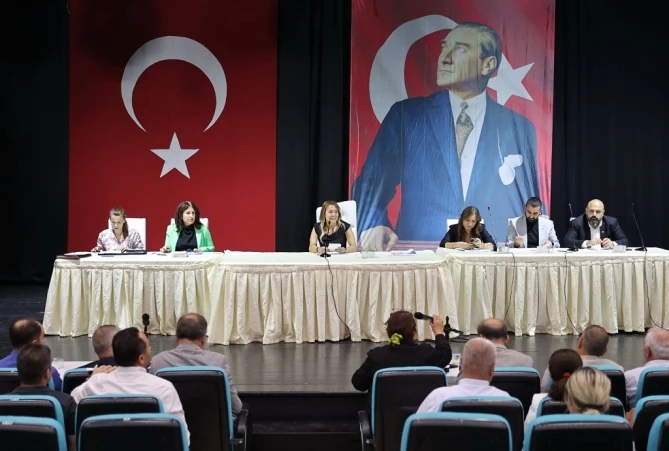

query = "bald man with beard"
564;199;628;249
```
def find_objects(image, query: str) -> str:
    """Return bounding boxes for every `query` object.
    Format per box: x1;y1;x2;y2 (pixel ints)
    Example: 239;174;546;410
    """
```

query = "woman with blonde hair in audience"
525;348;583;427
351;310;451;392
565;366;611;415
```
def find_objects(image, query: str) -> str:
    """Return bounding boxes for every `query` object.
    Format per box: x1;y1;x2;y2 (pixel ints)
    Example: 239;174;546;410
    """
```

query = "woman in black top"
309;200;357;254
439;206;496;250
351;311;452;392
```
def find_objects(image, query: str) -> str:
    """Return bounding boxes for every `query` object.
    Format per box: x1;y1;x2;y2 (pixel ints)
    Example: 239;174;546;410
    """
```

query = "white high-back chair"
315;200;357;243
108;218;147;248
170;218;209;228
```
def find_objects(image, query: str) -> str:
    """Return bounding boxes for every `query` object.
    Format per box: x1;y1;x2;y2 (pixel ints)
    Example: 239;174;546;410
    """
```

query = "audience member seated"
458;318;532;381
417;337;509;413
71;327;190;443
10;343;78;451
149;313;242;419
541;325;622;391
351;311;451;392
625;327;669;405
525;349;583;427
0;318;62;390
565;367;611;414
78;325;118;368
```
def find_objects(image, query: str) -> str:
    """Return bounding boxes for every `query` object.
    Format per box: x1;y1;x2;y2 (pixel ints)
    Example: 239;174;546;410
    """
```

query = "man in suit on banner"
564;199;628;249
507;197;559;248
352;21;539;248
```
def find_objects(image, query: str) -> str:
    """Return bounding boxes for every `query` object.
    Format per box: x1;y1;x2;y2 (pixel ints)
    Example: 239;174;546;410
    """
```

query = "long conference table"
43;248;669;344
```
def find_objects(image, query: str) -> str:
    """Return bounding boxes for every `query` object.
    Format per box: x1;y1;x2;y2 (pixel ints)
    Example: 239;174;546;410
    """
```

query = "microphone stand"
444;317;468;343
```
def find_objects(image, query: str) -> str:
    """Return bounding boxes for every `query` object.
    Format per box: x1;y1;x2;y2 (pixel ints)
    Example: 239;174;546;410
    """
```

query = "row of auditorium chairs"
359;366;669;451
0;366;247;451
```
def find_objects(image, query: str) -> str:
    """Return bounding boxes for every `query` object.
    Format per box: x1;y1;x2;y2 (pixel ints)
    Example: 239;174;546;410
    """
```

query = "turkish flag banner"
68;0;277;252
349;0;555;248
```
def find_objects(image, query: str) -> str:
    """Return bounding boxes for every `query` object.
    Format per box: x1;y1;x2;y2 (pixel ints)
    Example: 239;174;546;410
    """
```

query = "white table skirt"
43;251;458;345
439;247;669;336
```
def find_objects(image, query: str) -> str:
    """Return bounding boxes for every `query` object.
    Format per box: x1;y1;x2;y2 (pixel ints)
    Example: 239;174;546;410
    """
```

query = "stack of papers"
391;249;416;256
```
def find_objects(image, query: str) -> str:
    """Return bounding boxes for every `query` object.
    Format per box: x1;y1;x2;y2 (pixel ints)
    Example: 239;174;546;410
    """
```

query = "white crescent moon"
369;15;457;123
121;36;227;132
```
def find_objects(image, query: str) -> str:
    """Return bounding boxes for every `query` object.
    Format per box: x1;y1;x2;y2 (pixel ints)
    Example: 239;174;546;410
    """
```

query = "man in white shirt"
624;327;669;405
563;199;628;249
418;337;509;413
540;324;623;391
71;327;189;442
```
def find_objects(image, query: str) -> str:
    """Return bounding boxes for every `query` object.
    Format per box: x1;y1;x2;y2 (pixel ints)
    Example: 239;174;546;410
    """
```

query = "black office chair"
400;412;511;451
632;395;669;451
524;414;632;450
590;365;628;410
78;413;188;451
156;366;250;451
0;369;20;395
0;415;67;451
61;368;91;395
75;394;163;434
536;396;625;417
441;396;524;451
490;367;540;418
358;366;448;451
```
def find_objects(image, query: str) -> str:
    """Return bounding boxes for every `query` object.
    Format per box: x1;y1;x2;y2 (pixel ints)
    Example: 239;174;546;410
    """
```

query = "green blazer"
164;224;215;252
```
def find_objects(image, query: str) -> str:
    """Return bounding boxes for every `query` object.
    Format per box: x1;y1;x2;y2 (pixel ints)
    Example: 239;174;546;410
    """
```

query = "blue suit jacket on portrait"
352;89;539;242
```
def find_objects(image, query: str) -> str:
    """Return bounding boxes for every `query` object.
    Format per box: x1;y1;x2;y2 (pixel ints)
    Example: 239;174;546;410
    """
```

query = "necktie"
455;102;474;166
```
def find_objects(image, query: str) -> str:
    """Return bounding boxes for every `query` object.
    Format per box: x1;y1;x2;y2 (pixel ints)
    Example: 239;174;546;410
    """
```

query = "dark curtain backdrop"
2;0;668;283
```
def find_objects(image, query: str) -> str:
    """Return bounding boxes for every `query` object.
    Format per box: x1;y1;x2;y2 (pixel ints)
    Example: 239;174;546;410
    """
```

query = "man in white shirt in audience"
149;313;242;420
417;337;509;412
624;327;669;405
540;324;623;391
71;327;190;443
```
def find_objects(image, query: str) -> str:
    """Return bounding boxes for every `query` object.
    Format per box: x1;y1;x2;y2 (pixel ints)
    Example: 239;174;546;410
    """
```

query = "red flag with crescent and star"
68;0;277;251
349;0;555;245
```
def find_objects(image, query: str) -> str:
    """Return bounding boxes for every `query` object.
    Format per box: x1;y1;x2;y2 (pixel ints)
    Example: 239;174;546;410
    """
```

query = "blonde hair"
318;201;343;242
565;367;611;415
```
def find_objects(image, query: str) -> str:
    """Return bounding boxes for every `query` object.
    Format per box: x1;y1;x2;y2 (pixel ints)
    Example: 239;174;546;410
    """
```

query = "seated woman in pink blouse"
91;207;145;252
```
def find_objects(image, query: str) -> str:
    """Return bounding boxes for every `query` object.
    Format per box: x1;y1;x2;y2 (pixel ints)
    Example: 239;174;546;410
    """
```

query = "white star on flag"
151;133;199;178
487;55;534;106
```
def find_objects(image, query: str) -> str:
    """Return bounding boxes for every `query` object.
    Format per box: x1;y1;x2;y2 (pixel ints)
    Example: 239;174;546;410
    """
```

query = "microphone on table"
142;313;150;334
566;203;579;252
632;203;647;251
487;207;499;250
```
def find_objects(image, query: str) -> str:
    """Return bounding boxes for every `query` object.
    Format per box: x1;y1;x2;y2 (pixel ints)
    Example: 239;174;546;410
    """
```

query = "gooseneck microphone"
568;202;574;220
632;203;647;251
319;220;331;258
142;313;150;334
487;207;500;249
444;316;463;335
565;202;579;252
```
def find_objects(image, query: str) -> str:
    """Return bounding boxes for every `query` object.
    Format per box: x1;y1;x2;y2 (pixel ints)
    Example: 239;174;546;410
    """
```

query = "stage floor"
0;283;649;393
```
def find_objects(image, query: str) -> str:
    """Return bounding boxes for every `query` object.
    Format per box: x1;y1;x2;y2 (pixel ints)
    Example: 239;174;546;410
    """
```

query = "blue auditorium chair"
537;396;625;417
523;414;632;451
589;365;629;410
61;368;91;395
156;366;250;451
637;368;669;405
441;396;524;451
75;394;163;435
0;415;66;451
0;395;64;427
490;367;540;418
400;412;512;451
0;368;20;394
357;366;447;451
646;412;669;451
632;395;669;451
78;413;188;451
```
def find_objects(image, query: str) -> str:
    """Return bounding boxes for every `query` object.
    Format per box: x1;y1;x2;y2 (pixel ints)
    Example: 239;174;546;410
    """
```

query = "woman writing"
92;207;144;252
309;201;357;254
439;206;495;250
160;201;215;252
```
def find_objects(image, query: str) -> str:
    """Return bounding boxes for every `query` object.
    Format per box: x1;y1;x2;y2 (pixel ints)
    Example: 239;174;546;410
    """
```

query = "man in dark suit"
564;199;628;249
352;21;538;247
